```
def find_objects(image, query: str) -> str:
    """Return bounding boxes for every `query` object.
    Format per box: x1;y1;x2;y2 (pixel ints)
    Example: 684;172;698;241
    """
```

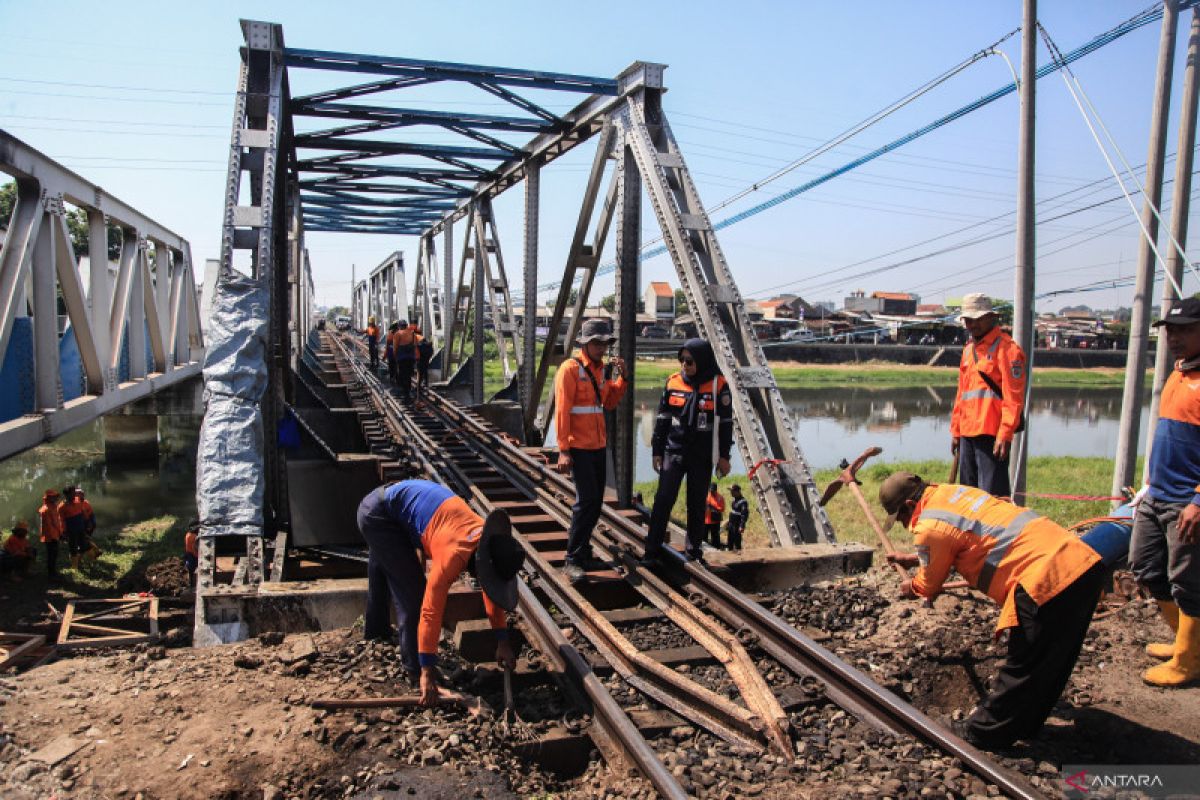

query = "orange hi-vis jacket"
4;534;31;558
366;324;380;343
184;530;199;558
951;326;1027;442
705;490;725;525
907;483;1100;631
553;350;627;452
391;327;417;360
39;502;63;543
418;495;506;665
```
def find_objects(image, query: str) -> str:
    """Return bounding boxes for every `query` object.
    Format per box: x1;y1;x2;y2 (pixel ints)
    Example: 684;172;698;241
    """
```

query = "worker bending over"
880;471;1103;748
1132;296;1200;688
357;479;522;705
2;522;34;579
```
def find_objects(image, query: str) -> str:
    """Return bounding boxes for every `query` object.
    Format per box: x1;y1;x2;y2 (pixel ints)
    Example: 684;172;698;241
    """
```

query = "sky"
2;0;1199;315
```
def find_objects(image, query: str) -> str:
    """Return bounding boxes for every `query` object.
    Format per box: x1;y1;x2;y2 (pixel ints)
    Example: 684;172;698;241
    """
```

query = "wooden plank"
66;622;146;637
149;597;159;637
0;634;46;670
56;603;77;646
71;600;147;623
55;634;150;652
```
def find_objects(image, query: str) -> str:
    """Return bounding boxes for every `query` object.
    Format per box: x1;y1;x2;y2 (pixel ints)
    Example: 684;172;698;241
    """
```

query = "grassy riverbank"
483;357;1141;395
633;455;1136;554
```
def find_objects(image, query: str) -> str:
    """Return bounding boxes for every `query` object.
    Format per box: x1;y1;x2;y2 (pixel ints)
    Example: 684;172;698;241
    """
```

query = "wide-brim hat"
11;520;29;534
475;510;522;612
1152;296;1200;327
878;471;925;529
958;293;996;320
576;319;616;345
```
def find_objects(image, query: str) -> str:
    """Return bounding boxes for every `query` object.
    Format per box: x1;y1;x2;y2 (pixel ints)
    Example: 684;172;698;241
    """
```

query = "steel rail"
413;382;1041;800
322;334;687;800
379;377;773;753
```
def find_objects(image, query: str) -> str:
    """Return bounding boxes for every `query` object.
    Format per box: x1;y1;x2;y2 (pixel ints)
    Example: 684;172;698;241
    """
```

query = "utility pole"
1113;0;1179;501
1011;0;1037;502
1147;5;1200;475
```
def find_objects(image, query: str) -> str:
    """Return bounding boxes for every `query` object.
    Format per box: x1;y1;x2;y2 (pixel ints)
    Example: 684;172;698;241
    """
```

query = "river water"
620;385;1149;482
0;385;1146;530
0;416;201;532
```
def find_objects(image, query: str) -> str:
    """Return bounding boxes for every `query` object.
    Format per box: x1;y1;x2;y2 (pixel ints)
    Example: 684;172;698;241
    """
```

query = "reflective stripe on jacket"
950;327;1027;442
553;350;627;451
1148;362;1200;505
651;372;734;459
907;483;1100;631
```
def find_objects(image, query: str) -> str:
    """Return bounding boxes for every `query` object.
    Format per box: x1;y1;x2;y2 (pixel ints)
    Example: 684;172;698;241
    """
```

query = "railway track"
323;332;1040;800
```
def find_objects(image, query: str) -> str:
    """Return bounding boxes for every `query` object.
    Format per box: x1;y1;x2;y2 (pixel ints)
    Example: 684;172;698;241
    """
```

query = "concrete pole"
522;162;540;432
1010;0;1038;502
1113;0;1179;500
1147;6;1200;478
613;144;642;507
350;262;356;327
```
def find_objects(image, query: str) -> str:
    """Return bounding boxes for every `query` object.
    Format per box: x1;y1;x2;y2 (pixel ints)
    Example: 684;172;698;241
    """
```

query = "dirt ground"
0;565;1197;799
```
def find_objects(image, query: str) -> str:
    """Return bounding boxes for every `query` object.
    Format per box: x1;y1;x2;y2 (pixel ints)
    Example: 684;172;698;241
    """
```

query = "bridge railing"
0;130;205;459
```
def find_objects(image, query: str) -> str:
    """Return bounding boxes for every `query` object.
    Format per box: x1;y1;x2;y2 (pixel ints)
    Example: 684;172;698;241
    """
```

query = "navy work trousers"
565;448;606;565
356;491;424;675
645;453;712;561
959;434;1011;498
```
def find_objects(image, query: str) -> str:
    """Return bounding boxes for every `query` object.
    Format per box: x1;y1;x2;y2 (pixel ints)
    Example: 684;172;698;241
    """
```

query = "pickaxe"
820;446;968;592
819;447;908;582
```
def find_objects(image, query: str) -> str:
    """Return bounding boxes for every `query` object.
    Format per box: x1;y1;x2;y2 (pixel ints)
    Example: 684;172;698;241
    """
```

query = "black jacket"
651;338;734;460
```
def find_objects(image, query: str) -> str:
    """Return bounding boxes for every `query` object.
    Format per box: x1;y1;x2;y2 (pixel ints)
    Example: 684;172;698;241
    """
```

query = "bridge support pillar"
103;415;159;463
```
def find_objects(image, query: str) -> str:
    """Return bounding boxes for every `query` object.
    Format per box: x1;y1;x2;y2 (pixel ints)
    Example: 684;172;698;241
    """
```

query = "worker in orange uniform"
38;489;64;580
365;316;380;371
414;326;433;393
705;483;725;550
183;519;200;587
553;319;627;583
76;489;101;561
2;522;34;580
880;471;1104;748
60;487;91;570
1132;296;1200;688
950;293;1027;497
641;339;733;566
357;479;523;705
392;320;418;402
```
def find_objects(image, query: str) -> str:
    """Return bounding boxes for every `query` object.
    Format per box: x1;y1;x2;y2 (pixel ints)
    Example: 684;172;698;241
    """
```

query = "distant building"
844;290;919;316
644;281;675;321
756;296;797;320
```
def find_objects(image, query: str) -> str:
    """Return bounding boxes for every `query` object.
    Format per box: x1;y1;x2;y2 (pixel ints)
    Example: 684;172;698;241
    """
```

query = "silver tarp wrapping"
195;269;269;537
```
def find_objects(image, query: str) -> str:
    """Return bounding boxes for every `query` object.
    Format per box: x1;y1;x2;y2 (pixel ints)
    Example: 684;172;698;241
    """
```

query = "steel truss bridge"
197;19;849;604
0;132;206;458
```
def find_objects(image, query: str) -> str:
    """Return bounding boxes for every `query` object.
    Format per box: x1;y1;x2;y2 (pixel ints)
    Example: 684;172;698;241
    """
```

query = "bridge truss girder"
198;21;836;625
0;131;204;461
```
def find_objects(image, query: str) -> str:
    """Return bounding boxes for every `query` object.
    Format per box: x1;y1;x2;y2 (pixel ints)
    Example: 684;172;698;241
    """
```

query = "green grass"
634;456;1136;554
67;515;187;592
484;355;1137;398
629;358;1139;389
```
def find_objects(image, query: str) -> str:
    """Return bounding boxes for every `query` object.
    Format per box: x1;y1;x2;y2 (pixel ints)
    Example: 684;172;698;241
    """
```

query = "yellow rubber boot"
1146;599;1180;660
1143;611;1200;687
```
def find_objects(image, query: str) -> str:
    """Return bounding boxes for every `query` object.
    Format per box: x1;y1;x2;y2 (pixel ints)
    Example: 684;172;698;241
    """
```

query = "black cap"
1153;296;1200;327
